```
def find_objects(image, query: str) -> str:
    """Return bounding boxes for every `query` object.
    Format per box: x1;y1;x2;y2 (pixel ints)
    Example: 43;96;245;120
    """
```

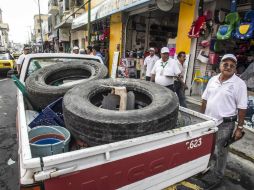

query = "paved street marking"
165;180;203;190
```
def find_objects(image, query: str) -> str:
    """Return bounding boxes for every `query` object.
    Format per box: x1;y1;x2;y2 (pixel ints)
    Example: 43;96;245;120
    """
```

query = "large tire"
63;78;179;146
26;61;107;110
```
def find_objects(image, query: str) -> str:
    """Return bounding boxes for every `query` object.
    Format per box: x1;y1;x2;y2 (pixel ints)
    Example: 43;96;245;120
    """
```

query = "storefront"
72;0;197;78
118;4;180;79
187;0;254;104
90;17;110;62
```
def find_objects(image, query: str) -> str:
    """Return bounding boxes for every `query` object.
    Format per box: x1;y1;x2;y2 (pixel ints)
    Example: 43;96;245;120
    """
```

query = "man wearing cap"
16;46;30;74
144;47;159;81
150;47;181;92
72;46;79;54
200;54;247;188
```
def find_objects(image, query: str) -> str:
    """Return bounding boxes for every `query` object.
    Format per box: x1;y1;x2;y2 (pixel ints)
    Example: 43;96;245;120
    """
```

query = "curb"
229;147;254;164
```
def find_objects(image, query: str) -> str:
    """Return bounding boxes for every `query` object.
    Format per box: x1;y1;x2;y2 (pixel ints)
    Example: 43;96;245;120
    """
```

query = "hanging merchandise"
209;38;216;51
216;0;240;40
188;0;206;38
235;10;254;40
209;52;219;65
200;40;210;48
214;9;229;24
197;49;209;64
214;40;236;53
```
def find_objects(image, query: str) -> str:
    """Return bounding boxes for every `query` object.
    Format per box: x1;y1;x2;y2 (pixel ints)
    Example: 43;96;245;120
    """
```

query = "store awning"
72;0;151;30
55;18;73;29
72;5;100;30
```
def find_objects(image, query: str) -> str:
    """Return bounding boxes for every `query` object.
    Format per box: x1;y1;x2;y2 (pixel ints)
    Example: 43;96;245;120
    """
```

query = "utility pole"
38;0;44;52
88;0;91;45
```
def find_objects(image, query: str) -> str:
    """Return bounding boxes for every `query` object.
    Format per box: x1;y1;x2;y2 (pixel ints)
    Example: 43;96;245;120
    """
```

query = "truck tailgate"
30;108;217;190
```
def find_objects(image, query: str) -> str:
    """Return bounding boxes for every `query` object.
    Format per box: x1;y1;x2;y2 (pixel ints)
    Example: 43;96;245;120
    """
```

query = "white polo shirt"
202;74;247;124
151;58;181;86
144;55;159;77
16;54;26;65
177;60;184;76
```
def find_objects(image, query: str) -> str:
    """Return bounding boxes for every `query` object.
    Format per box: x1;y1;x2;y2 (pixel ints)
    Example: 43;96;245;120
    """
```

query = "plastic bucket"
29;125;71;158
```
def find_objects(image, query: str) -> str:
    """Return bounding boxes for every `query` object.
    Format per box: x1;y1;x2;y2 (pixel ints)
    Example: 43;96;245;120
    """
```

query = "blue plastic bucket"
29;126;71;158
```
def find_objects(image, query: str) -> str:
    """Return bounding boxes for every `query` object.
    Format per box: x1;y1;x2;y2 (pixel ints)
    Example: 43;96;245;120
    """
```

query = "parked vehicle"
12;51;22;59
0;51;15;73
16;53;218;190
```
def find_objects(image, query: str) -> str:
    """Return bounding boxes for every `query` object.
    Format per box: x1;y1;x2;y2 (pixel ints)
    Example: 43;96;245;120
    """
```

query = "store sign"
72;0;149;29
96;0;150;19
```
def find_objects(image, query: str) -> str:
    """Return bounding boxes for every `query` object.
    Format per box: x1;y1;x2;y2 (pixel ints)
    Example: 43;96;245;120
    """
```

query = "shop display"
216;12;240;40
188;0;213;38
235;10;254;40
190;0;254;99
216;0;239;40
117;58;144;79
91;18;110;59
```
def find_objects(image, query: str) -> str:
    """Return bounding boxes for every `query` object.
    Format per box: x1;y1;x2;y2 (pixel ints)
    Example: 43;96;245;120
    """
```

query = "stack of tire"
26;62;179;146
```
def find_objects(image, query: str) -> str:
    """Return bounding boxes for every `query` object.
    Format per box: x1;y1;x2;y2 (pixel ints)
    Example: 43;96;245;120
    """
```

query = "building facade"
0;8;9;49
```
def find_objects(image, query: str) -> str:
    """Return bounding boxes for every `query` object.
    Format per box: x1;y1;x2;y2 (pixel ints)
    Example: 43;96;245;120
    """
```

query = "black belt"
223;115;237;123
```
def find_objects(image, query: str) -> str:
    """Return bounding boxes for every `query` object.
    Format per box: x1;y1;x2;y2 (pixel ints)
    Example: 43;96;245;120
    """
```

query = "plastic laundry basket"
29;125;71;158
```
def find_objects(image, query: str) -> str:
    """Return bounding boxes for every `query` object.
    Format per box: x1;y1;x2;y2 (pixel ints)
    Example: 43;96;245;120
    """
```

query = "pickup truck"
16;53;218;190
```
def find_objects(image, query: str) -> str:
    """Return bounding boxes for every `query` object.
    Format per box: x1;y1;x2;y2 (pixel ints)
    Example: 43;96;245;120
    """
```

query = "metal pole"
38;0;44;52
88;0;91;45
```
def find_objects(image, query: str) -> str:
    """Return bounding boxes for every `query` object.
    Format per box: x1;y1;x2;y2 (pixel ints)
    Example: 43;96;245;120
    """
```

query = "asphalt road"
0;76;19;190
0;76;253;190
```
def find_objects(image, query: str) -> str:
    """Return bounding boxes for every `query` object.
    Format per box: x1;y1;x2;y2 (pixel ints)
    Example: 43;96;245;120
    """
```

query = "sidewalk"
186;101;254;163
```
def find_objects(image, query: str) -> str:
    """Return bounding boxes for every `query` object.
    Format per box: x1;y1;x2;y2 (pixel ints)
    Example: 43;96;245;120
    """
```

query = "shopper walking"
150;47;181;92
175;51;188;107
200;54;247;189
92;45;105;63
144;47;159;81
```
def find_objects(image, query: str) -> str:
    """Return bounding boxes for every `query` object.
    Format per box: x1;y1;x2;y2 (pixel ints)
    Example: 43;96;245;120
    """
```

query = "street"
0;76;19;190
0;76;253;190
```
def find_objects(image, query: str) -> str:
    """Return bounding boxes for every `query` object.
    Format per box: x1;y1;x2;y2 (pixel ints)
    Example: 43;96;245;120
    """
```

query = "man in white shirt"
175;51;188;107
16;46;30;74
200;54;247;188
144;47;159;81
151;47;181;92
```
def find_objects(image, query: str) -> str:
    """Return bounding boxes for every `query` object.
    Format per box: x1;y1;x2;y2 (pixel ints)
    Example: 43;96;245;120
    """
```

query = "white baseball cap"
149;47;155;51
221;54;237;63
161;47;169;54
73;46;79;50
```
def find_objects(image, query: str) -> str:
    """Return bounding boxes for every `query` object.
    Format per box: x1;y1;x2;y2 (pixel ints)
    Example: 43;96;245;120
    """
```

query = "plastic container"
28;98;65;128
29;125;71;157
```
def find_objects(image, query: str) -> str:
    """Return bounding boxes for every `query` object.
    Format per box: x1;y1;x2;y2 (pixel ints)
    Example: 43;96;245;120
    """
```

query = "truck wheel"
26;61;108;110
63;79;179;146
